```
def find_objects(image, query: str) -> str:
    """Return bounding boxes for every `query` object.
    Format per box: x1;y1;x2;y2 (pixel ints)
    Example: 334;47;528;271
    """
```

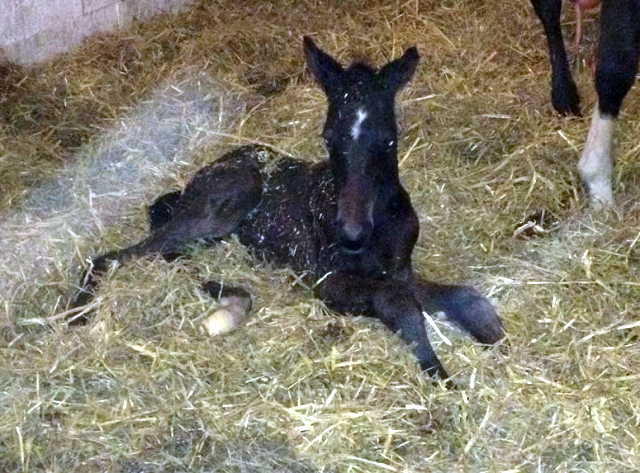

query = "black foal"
73;37;504;379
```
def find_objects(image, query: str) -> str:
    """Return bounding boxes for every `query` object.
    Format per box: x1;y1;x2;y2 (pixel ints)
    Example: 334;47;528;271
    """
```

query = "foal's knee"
371;284;418;329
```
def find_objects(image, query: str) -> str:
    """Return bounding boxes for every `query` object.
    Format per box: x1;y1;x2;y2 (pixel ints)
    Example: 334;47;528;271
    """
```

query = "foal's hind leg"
72;147;265;317
149;190;182;231
148;190;183;261
75;189;184;311
317;273;449;379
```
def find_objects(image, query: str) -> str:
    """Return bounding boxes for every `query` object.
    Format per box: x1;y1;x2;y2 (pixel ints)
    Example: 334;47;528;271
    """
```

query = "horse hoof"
200;302;249;336
67;312;91;326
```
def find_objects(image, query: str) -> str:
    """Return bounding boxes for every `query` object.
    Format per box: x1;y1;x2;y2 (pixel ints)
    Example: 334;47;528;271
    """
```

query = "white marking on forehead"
350;108;368;140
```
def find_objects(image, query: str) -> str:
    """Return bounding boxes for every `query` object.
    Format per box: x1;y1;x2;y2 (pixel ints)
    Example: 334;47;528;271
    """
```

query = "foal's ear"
303;36;343;94
379;46;420;94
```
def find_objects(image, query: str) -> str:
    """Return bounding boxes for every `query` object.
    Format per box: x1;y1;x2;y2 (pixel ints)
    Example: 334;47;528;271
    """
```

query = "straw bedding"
1;0;639;471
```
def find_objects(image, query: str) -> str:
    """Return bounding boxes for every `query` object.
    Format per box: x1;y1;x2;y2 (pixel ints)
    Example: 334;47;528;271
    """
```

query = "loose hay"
0;70;245;321
1;0;640;471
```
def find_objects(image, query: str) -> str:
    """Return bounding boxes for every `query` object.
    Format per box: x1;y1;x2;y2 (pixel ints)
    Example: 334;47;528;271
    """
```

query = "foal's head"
303;37;419;253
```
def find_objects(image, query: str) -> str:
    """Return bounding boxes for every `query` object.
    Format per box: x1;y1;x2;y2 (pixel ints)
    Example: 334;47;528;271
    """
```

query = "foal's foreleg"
412;279;504;345
372;283;449;379
318;274;448;379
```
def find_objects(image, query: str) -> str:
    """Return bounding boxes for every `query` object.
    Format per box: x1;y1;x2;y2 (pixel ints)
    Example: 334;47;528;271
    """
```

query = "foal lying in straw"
74;37;505;379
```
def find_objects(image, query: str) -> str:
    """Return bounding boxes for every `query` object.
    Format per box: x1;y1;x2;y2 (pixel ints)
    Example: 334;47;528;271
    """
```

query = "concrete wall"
0;0;194;64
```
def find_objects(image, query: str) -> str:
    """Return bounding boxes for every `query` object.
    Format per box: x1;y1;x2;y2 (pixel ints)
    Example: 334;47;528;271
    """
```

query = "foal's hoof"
67;288;96;325
428;369;456;390
67;312;91;326
587;194;616;214
441;378;456;390
200;281;253;337
200;305;248;336
422;362;452;385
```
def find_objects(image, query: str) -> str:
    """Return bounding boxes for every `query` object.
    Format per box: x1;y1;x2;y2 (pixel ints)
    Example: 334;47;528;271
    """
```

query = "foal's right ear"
303;36;343;95
379;46;420;94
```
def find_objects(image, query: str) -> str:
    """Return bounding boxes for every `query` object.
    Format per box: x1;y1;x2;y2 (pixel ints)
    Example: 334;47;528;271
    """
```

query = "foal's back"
235;147;340;276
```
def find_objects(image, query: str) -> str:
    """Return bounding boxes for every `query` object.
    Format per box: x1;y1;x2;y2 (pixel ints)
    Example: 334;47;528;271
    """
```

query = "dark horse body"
74;38;504;379
531;0;640;206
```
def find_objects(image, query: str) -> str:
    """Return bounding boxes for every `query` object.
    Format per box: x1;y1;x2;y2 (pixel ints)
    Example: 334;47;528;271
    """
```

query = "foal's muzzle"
336;208;374;254
336;176;375;253
337;224;371;253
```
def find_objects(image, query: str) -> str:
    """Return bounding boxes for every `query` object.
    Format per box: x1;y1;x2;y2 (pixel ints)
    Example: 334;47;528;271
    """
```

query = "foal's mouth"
338;241;367;255
336;225;371;254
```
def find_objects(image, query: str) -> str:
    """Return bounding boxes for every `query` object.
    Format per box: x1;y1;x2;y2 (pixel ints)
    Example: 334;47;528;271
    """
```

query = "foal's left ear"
379;46;420;94
303;36;344;95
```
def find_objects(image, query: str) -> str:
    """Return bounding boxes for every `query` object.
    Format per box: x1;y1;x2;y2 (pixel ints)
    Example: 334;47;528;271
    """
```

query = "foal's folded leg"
72;151;264;321
148;190;184;261
149;190;182;231
71;229;194;324
412;279;504;345
72;242;149;321
317;273;448;379
73;213;253;319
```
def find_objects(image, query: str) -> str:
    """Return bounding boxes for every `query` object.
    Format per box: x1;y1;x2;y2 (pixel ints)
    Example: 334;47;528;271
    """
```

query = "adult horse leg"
317;273;448;379
412;279;504;345
72;147;264;319
578;0;640;207
530;0;581;115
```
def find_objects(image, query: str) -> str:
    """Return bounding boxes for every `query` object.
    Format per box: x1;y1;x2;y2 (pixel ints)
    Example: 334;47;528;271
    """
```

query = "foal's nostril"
340;220;362;241
336;186;374;253
338;221;371;253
